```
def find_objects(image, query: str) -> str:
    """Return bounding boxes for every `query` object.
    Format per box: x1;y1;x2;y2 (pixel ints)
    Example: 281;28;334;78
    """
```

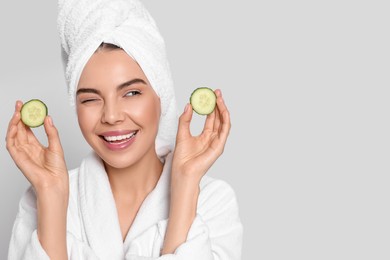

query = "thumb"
43;116;64;153
176;103;193;140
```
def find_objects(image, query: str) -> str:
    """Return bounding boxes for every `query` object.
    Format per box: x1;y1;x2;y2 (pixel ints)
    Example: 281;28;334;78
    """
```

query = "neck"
105;147;163;201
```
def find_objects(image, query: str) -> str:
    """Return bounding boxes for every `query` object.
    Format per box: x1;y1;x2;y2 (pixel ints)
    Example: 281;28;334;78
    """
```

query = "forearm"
36;187;69;260
162;175;200;255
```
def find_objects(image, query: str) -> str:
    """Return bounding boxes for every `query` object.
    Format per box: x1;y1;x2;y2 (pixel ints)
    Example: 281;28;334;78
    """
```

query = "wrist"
36;184;69;206
163;174;199;255
35;178;69;197
171;169;202;185
36;188;68;260
169;174;200;216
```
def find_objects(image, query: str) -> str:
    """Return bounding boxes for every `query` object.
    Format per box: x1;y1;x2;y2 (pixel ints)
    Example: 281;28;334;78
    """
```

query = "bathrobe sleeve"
8;186;50;260
8;186;101;260
125;179;243;260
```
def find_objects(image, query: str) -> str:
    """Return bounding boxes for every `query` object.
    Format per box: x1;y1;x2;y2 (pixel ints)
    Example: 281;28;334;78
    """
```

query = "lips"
99;130;138;151
103;132;137;142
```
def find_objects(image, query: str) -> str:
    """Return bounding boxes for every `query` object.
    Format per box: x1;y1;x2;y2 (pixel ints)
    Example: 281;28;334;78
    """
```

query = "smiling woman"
76;45;161;170
6;0;243;259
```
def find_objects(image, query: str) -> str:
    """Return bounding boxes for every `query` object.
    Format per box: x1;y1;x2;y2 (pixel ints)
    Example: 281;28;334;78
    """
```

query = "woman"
7;0;242;259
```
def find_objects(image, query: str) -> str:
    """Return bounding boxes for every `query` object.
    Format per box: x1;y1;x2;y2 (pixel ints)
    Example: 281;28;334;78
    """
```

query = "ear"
157;96;162;117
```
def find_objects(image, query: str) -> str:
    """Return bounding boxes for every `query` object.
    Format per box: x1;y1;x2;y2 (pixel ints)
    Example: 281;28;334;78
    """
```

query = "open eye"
124;90;141;97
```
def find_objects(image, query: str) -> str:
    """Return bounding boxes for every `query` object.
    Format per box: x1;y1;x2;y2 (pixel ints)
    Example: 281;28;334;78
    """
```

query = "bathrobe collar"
78;151;172;259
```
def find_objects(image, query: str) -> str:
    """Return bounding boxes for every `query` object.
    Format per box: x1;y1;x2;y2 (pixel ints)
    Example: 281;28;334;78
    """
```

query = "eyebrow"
76;78;147;96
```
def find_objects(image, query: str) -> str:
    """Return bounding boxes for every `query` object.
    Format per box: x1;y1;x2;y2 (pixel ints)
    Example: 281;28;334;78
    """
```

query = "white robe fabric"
8;152;243;259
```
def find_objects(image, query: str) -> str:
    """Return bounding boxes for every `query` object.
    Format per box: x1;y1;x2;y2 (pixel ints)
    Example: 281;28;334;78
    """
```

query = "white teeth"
103;132;136;142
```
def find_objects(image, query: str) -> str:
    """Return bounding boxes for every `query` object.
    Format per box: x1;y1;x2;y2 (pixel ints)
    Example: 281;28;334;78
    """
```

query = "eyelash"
80;98;99;104
80;90;141;104
124;90;141;97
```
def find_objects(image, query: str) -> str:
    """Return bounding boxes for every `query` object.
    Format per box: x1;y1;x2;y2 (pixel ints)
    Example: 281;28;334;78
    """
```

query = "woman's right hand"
6;101;69;194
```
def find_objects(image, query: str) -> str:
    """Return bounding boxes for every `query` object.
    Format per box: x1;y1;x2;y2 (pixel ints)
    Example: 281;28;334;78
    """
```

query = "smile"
99;130;139;151
103;131;137;142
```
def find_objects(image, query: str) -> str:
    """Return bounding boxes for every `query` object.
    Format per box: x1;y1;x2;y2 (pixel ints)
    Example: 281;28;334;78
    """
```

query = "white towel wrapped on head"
57;0;178;159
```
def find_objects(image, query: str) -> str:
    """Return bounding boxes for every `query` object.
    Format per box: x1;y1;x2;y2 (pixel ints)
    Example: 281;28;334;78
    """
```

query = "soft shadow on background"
1;0;389;259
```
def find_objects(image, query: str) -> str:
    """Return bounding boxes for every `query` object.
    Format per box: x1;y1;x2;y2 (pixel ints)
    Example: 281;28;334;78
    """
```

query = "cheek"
77;106;96;134
129;96;160;128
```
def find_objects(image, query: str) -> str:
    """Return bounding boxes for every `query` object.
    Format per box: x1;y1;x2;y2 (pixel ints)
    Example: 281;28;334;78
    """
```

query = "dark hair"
96;42;122;52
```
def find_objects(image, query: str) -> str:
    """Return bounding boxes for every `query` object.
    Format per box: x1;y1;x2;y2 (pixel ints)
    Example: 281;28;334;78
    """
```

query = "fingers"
213;90;222;133
16;118;29;144
7;101;63;154
6;101;23;149
7;101;22;129
25;127;43;148
176;103;193;140
6;112;19;143
5;123;17;152
202;106;216;134
8;101;23;135
210;90;231;158
43;116;63;154
216;90;231;140
14;101;31;145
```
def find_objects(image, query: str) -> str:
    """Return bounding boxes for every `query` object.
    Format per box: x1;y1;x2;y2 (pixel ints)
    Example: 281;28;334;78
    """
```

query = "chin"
87;134;157;170
99;152;140;170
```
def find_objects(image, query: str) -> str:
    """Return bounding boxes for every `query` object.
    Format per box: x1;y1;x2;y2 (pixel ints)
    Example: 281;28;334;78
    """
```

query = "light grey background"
1;0;389;259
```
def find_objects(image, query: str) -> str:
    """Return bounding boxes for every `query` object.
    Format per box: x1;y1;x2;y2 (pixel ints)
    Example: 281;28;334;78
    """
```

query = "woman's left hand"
163;89;230;254
171;89;231;181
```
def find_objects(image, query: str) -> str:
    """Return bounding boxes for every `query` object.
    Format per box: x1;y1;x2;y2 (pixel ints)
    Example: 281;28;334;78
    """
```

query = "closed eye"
124;90;141;97
80;98;100;104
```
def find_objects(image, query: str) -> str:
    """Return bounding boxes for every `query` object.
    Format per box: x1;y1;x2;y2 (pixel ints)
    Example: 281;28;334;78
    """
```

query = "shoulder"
199;175;237;200
197;176;240;220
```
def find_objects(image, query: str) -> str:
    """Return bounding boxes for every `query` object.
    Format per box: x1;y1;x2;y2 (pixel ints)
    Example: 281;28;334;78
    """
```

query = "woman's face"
76;48;161;169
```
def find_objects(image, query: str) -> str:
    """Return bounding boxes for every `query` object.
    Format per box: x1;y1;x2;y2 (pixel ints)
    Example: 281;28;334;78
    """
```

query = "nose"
101;100;125;125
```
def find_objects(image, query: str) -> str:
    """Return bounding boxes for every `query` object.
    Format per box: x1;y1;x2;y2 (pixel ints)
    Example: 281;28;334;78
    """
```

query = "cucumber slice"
20;99;48;128
190;87;217;115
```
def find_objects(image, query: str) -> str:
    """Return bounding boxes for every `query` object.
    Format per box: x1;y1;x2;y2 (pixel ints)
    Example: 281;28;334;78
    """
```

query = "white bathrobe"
8;152;243;259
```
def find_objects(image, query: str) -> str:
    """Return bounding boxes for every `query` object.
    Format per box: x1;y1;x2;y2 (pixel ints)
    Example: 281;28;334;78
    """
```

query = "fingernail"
184;103;189;112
